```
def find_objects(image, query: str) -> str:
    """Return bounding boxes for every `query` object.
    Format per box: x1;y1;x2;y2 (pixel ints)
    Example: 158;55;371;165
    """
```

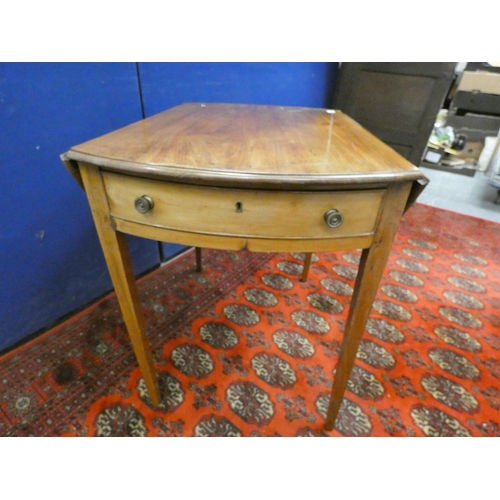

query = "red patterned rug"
1;203;499;437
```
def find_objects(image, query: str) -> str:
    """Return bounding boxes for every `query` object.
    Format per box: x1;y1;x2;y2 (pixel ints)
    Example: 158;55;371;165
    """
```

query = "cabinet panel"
333;63;456;165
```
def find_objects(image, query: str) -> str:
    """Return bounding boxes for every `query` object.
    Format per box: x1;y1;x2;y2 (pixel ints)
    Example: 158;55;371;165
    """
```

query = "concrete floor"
418;166;500;223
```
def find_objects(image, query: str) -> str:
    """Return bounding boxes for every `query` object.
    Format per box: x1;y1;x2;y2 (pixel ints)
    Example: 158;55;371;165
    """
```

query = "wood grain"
113;217;375;253
102;172;385;240
78;163;161;406
66;103;425;190
324;181;413;431
62;103;427;429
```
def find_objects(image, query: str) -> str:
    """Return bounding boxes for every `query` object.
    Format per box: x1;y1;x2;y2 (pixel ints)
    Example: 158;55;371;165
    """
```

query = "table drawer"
102;172;384;239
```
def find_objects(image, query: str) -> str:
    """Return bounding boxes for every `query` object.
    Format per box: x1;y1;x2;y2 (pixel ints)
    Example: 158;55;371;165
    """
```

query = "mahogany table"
62;103;427;431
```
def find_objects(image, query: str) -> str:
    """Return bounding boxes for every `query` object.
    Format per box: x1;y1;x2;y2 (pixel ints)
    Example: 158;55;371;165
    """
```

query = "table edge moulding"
61;102;428;431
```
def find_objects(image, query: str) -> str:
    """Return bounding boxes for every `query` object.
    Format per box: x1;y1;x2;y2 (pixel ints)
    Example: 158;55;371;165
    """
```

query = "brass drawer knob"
134;195;155;214
324;208;343;228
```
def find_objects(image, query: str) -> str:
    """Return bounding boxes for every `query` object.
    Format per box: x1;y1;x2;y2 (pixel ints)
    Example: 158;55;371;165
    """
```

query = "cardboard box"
458;71;500;96
457;140;484;161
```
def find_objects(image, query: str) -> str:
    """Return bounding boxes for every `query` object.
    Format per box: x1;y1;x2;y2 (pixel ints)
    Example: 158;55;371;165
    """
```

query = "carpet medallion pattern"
0;204;499;436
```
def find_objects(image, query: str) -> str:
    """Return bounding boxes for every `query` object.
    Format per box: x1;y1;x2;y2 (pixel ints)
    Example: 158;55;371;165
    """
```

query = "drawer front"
102;172;384;239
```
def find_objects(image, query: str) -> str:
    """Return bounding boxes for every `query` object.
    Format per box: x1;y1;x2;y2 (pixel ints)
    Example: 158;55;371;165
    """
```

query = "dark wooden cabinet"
333;63;456;165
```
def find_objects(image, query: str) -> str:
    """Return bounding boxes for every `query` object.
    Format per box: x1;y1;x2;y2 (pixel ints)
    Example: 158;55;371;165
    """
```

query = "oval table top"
65;103;426;191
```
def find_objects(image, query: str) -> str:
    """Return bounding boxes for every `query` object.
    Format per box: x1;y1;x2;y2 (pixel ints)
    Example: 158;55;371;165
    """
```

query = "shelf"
420;161;477;177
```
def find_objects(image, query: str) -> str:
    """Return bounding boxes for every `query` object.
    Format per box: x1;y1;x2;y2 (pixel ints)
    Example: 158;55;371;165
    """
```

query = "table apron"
102;171;385;241
112;217;375;253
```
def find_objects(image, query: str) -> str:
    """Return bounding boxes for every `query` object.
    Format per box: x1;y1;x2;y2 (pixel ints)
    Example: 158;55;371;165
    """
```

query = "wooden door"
333;62;456;165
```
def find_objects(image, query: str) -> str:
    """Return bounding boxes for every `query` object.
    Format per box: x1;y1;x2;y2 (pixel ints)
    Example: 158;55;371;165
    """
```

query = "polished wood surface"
113;217;377;254
324;182;412;430
102;172;385;240
79;163;160;406
63;103;427;432
67;103;424;189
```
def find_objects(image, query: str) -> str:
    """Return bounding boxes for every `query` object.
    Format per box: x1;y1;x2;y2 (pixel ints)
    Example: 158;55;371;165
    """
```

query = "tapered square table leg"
324;182;412;431
195;247;203;272
301;252;313;282
79;164;160;406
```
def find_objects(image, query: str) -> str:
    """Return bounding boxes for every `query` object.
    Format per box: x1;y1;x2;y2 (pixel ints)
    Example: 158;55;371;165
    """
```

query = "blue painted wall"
0;62;338;352
138;62;339;258
0;63;160;352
